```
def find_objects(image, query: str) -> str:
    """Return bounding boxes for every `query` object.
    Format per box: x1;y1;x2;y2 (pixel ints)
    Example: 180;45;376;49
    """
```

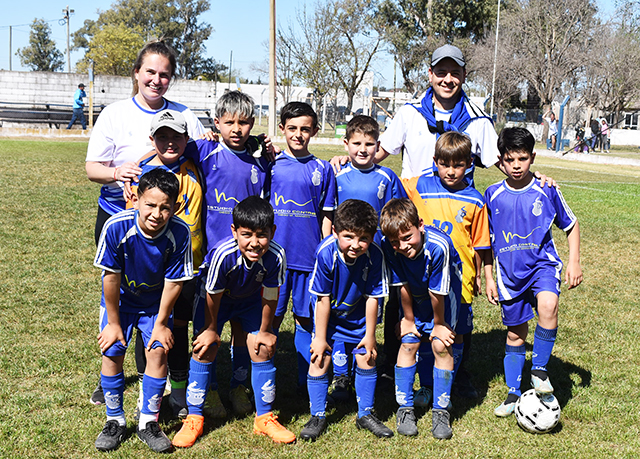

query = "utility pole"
9;26;12;71
268;0;277;137
62;6;74;73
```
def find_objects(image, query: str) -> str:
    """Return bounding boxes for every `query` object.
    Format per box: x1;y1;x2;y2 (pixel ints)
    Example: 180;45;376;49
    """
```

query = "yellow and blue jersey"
403;175;490;304
130;155;204;273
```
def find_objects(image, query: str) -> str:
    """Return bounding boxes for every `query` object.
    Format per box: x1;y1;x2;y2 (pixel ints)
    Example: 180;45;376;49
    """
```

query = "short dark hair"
137;168;179;204
380;198;421;238
434;131;472;164
498;127;535;157
333;199;378;237
233;196;274;231
279;102;318;128
345;115;379;141
132;41;177;97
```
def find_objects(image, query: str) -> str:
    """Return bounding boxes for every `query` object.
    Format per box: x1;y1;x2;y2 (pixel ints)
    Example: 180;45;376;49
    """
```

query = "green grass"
1;138;639;458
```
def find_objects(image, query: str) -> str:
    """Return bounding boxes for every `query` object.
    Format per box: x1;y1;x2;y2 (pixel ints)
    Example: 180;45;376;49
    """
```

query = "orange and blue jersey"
403;175;490;304
129;154;204;272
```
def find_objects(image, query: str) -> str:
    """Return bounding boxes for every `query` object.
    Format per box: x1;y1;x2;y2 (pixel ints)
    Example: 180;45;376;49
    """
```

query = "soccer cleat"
90;382;105;405
203;389;227;419
452;370;479;399
396;407;418;436
95;420;127;451
431;409;453;440
168;393;188;419
172;415;204;448
137;421;173;453
328;375;351;403
414;386;433;408
300;415;327;441
531;374;554;394
229;385;253;416
494;401;517;417
355;413;394;438
253;412;296;444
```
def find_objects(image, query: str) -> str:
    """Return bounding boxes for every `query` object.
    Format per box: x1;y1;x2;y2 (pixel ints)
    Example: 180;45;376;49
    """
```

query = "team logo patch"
333;350;348;368
455;206;467;223
395;385;408;405
255;270;265;283
104;391;121;410
437;393;450;408
186;381;206;406
261;379;276;403
377;182;387;199
251;166;259;184
147;393;162;412
234;366;249;382
362;265;369;281
312;168;322;186
532;197;543;216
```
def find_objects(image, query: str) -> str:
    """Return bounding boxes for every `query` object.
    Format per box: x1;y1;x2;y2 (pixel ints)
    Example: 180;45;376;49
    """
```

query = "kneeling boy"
173;196;296;447
380;198;462;440
301;199;393;441
94;168;193;453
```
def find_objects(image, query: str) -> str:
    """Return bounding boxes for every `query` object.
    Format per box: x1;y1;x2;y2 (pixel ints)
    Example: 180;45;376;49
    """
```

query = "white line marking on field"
559;183;639;196
540;163;640;178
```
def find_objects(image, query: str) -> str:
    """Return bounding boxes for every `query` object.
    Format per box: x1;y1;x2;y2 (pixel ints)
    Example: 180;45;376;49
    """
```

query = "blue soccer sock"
230;345;251;389
433;366;453;410
252;359;277;416
355;366;377;418
139;373;166;428
452;342;464;381
394;363;416;408
504;344;526;397
101;372;125;424
331;340;349;377
417;342;434;388
532;325;557;373
307;373;329;417
186;358;211;416
208;359;218;391
295;323;312;388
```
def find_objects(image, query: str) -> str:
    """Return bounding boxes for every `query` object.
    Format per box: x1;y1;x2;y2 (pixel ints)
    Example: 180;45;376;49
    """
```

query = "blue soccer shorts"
99;306;173;357
275;269;313;319
500;276;560;326
454;302;473;335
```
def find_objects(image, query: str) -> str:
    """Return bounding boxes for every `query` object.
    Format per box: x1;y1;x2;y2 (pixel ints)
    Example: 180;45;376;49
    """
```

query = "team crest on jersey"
104;391;121;410
333;350;348;367
362;264;369;281
532;197;543;216
251;166;259;184
261;379;276;403
312;168;322;186
255;270;265;283
455;206;467;223
147;393;162;412
186;381;206;406
377;182;387;199
211;164;217;171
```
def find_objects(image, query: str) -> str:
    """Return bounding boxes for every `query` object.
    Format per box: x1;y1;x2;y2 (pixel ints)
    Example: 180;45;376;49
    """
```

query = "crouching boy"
94;168;193;453
379;198;462;440
300;199;393;441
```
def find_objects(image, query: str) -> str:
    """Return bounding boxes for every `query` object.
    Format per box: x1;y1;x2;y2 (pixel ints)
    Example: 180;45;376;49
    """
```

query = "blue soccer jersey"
380;226;462;330
336;163;407;237
484;178;577;301
204;236;287;300
309;236;388;343
94;209;193;314
183;139;270;251
270;152;337;271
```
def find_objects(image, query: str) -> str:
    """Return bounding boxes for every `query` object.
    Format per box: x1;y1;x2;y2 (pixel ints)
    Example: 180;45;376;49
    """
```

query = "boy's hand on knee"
310;338;331;366
430;324;455;347
148;324;174;352
254;331;277;359
193;329;221;359
356;336;377;364
399;317;421;339
97;323;126;354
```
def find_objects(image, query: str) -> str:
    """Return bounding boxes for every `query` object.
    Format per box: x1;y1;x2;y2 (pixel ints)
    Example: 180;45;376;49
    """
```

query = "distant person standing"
600;118;610;153
67;83;87;130
543;109;557;151
590;118;601;152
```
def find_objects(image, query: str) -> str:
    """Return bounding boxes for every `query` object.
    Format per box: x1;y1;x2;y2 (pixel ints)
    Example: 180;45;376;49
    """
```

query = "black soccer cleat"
396;407;419;436
431;409;453;440
137;421;173;453
356;413;394;438
95;420;127;452
300;415;327;441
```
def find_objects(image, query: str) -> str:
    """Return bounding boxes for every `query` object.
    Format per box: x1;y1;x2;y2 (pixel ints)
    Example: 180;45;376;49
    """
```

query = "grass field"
0;138;639;458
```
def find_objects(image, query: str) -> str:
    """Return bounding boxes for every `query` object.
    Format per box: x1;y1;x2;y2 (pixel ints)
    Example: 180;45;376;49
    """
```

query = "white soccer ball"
514;389;561;434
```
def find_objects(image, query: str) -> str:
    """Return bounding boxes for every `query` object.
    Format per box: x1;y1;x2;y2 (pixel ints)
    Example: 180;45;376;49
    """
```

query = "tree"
75;23;146;76
73;0;213;78
16;19;64;72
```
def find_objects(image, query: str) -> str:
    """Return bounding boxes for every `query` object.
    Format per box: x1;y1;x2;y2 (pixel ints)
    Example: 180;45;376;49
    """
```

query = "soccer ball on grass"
514;389;561;434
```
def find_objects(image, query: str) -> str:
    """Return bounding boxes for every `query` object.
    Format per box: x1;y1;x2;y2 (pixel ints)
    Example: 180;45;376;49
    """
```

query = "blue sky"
0;0;618;88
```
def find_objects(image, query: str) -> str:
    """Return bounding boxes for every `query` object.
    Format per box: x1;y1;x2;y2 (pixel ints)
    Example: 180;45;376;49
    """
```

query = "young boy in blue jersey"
173;196;296;447
300;199;393;441
179;91;276;419
403;131;494;407
125;109;205;419
484;127;582;417
332;115;406;401
94;168;193;453
270;102;337;394
379;198;462;440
